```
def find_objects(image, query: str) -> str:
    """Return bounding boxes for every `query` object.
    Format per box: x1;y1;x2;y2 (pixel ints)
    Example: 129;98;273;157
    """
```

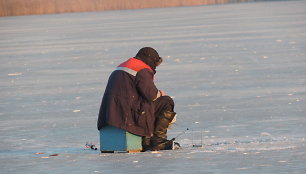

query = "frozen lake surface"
1;0;306;173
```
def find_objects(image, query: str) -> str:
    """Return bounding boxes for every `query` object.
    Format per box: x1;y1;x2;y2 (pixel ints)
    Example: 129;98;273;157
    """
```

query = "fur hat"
135;47;163;73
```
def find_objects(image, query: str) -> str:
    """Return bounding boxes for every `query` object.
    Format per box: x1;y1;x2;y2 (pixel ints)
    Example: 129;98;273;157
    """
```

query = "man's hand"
160;90;165;96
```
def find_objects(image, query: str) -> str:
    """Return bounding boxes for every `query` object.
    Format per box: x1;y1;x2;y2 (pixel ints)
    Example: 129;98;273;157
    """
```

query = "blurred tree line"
0;0;254;16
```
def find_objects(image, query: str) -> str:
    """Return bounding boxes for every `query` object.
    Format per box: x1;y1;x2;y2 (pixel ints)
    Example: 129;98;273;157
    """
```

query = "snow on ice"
1;0;306;173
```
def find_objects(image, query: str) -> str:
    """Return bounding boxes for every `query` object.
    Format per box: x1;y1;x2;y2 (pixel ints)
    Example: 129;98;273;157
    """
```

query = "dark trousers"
153;96;175;118
142;96;175;150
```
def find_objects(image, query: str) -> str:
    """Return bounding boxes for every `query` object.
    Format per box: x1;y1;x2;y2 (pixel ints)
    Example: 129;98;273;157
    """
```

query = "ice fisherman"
97;47;177;151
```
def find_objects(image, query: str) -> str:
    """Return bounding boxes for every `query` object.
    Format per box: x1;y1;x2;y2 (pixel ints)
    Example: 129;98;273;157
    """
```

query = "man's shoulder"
137;68;154;77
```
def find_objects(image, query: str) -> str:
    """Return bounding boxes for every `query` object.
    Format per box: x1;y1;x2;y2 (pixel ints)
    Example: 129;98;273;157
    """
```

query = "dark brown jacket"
97;57;161;136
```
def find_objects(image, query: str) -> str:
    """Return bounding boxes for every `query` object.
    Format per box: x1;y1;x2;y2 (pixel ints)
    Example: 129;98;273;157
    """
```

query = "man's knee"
160;96;174;111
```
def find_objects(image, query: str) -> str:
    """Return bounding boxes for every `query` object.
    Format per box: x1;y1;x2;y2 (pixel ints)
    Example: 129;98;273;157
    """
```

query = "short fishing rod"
172;128;189;141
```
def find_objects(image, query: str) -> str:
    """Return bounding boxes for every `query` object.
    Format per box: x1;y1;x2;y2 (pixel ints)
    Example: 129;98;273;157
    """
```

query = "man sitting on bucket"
97;47;178;151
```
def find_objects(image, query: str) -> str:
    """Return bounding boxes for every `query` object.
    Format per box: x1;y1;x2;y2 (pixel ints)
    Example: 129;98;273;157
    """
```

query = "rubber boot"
151;111;176;151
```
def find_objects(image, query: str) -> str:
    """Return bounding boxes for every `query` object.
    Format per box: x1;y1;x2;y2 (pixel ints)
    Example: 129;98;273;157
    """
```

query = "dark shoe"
151;139;173;151
151;139;181;151
142;136;151;152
